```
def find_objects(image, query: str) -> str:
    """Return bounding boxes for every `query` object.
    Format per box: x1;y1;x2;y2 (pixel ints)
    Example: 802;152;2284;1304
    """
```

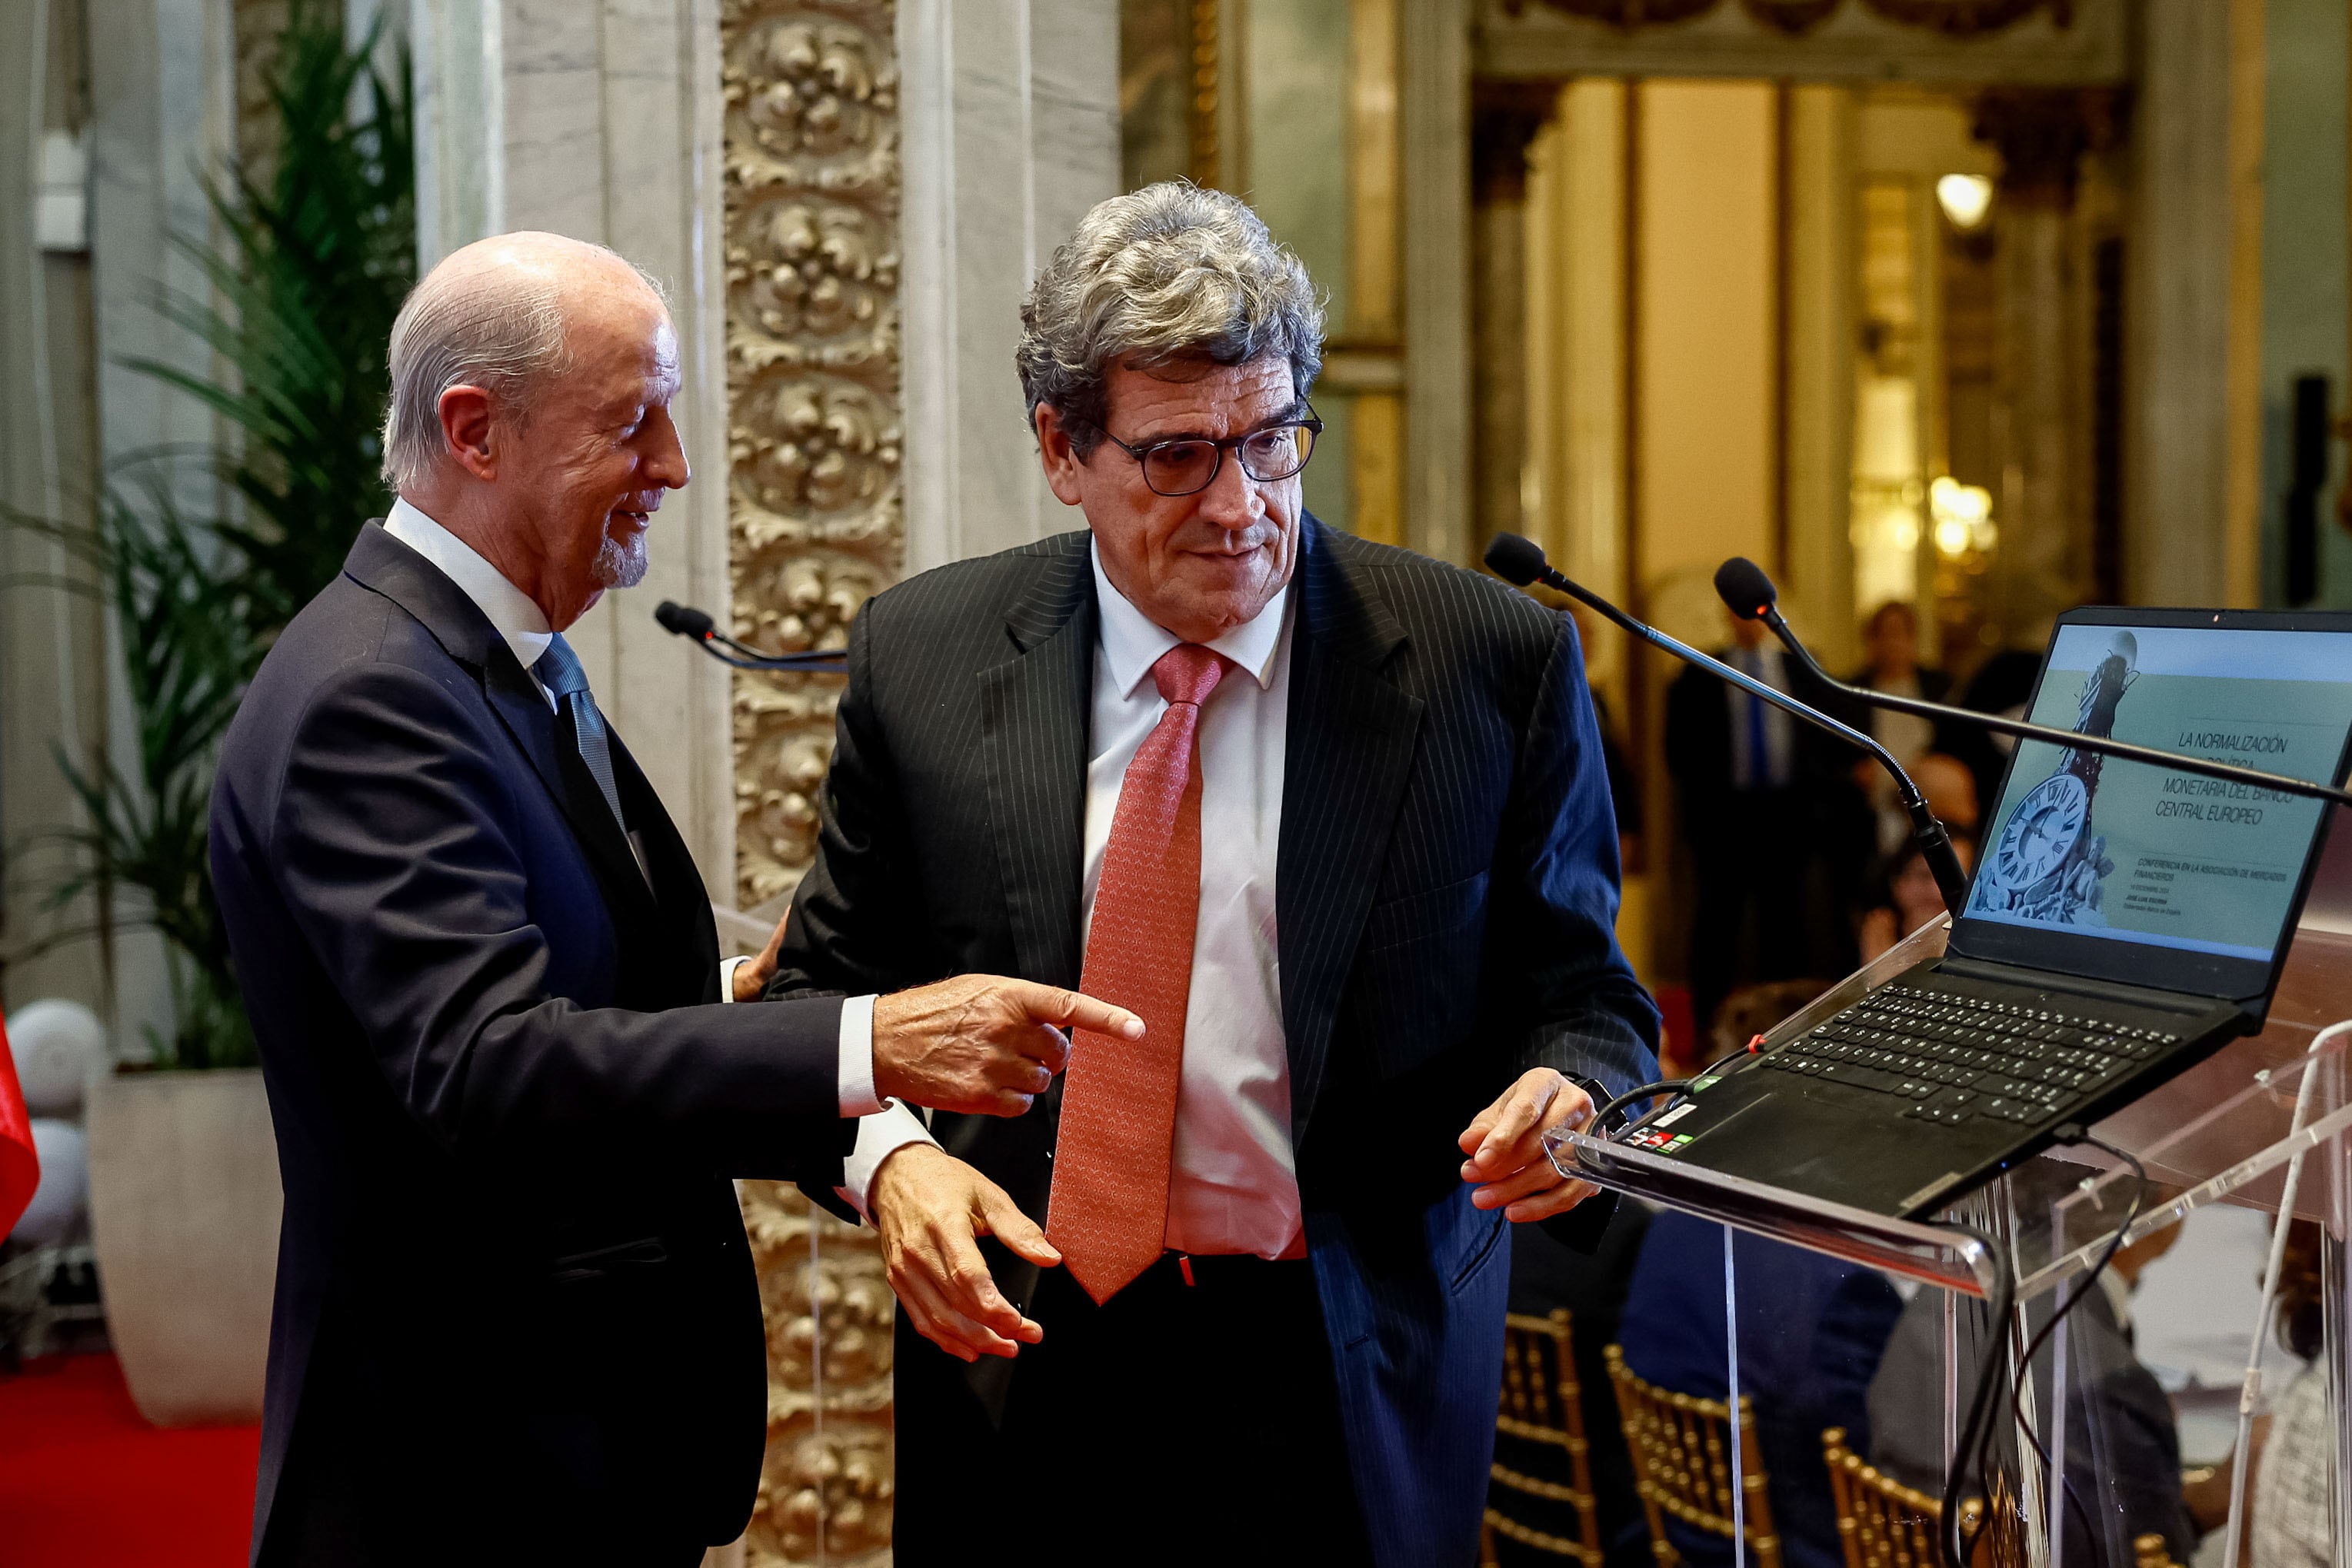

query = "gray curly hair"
1016;182;1324;454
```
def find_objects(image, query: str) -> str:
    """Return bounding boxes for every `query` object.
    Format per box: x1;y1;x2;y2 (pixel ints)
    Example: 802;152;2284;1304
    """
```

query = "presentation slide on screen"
1964;624;2352;960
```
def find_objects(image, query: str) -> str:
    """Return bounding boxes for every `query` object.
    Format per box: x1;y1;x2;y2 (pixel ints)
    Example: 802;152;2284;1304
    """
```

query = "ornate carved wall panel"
721;3;902;1563
723;0;904;915
738;1183;897;1564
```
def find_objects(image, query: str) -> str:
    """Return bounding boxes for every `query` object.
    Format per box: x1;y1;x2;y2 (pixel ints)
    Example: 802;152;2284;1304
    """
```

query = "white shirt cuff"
836;1101;938;1218
836;994;881;1117
719;955;751;1003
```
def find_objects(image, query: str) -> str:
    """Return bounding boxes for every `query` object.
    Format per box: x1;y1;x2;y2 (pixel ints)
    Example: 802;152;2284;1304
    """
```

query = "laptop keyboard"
1757;984;2181;1128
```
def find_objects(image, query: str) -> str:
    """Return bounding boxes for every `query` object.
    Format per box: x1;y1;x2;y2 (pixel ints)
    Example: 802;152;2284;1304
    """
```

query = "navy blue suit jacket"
211;524;854;1565
771;521;1660;1566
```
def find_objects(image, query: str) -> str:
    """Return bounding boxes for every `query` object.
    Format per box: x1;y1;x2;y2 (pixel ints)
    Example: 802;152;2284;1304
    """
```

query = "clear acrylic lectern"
1541;813;2352;1568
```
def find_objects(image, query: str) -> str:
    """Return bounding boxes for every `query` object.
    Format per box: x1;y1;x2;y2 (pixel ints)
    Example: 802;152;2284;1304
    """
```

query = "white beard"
591;527;648;589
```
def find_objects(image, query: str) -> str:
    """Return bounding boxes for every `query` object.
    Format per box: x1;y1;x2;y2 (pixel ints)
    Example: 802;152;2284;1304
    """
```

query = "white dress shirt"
841;542;1305;1261
380;500;882;1117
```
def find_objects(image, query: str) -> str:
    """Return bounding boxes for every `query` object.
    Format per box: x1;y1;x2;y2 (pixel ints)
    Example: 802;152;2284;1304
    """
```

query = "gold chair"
1820;1427;2025;1568
1604;1343;1781;1568
1822;1427;1941;1568
1481;1310;1605;1567
2131;1536;2183;1568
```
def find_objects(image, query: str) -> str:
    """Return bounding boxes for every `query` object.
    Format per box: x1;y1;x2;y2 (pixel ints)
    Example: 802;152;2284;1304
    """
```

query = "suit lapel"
343;522;657;921
611;730;722;988
978;538;1098;990
1278;522;1424;1138
480;645;659;918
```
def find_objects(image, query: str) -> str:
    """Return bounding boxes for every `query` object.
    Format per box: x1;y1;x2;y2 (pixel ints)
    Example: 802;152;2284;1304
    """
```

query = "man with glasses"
768;183;1659;1565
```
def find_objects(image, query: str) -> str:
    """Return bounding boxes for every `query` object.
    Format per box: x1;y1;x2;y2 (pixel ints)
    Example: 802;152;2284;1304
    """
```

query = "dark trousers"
893;1252;1373;1566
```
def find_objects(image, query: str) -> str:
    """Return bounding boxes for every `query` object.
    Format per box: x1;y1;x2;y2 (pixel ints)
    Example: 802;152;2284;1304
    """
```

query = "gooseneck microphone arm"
655;601;848;671
1486;534;1971;917
1711;557;2352;813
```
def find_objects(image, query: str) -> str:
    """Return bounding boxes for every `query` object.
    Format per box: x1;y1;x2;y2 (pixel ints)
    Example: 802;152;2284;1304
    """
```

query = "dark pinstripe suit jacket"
772;518;1659;1565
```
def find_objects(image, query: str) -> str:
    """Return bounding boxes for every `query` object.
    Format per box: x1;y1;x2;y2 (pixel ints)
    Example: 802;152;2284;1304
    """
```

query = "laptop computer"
1624;607;2352;1220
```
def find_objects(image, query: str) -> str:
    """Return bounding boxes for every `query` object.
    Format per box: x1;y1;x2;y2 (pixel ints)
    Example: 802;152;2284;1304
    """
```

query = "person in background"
1867;1218;2200;1568
1503;1202;1654;1568
1665;611;1865;1031
1611;980;1893;1568
1615;1213;1902;1568
1705;979;1833;1065
1944;644;2046;831
1857;839;1971;964
1844;602;1952;857
2252;1220;2328;1568
1568;604;1644;871
1857;755;1977;963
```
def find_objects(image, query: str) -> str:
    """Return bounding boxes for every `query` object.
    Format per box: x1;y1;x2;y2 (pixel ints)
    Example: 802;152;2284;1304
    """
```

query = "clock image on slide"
1984;772;2088;894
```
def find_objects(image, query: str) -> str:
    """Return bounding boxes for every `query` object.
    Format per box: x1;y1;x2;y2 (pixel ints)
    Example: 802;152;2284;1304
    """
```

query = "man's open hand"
731;912;794;1001
1458;1067;1600;1223
871;975;1142;1117
870;1143;1059;1362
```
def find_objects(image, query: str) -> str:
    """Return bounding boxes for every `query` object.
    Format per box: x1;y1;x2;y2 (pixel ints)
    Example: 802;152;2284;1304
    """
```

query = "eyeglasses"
1089;406;1323;498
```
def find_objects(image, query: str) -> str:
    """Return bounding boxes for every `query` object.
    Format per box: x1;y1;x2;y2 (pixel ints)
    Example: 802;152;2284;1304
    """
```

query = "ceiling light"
1936;173;1994;231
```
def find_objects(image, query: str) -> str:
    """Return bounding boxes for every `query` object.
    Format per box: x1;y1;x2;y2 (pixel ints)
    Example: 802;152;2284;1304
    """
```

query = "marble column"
79;0;240;1050
898;0;1119;574
1971;88;2117;646
0;0;112;1018
2128;0;2235;611
1468;81;1562;562
1401;0;1471;568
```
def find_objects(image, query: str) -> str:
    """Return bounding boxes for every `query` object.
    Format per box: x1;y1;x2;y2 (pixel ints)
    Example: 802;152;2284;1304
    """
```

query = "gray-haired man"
211;231;1141;1566
772;185;1660;1565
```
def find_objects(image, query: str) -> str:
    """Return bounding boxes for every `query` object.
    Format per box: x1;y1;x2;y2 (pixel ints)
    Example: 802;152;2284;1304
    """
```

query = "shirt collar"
384;497;555;673
1089;537;1289;701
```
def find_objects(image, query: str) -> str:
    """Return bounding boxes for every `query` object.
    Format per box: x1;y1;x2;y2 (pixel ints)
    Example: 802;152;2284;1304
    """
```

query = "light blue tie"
532;635;628;841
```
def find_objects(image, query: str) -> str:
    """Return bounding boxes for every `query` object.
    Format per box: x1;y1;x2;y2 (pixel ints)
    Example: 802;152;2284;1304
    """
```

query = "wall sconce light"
1935;173;1994;231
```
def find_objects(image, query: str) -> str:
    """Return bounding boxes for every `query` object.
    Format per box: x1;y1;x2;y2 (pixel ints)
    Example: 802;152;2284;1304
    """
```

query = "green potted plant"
5;1;412;1423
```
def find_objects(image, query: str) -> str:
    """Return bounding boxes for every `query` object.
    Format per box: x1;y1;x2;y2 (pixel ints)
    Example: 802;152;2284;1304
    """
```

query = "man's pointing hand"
871;975;1141;1117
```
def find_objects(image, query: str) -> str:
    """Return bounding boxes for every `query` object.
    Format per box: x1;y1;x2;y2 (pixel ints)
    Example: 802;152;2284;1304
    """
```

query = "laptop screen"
1954;615;2352;1001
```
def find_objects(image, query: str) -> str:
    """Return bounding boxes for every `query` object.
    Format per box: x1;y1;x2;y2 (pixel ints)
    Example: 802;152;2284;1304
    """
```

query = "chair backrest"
1484;1310;1605;1566
2131;1535;2182;1568
1817;1423;2032;1568
1821;1427;1942;1568
1604;1343;1781;1568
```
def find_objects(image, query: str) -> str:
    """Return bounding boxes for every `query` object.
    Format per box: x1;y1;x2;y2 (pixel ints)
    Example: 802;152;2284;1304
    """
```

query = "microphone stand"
1485;534;1972;917
1711;559;2352;814
655;601;848;672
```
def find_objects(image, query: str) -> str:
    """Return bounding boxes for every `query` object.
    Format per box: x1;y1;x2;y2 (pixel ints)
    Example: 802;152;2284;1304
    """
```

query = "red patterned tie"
1048;644;1229;1303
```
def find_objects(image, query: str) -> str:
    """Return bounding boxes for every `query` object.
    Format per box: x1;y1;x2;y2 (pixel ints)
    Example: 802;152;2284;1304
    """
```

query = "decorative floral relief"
723;2;901;1562
723;0;904;917
738;1182;898;1565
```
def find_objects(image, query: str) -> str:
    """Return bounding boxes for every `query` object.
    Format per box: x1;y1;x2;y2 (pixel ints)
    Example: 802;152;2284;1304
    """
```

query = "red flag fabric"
0;1012;39;1239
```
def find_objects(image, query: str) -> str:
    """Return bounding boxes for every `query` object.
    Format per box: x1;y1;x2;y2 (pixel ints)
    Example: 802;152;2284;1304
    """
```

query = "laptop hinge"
1930;954;2240;1020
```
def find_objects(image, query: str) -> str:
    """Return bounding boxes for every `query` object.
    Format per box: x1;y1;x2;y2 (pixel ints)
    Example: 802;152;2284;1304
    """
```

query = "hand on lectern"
1458;1067;1601;1222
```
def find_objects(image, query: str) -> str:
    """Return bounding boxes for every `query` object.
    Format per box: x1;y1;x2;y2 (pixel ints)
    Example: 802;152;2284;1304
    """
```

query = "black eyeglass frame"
1085;404;1325;498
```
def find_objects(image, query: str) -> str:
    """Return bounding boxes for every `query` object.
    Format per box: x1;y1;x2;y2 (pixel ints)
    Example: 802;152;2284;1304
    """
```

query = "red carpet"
0;1353;260;1566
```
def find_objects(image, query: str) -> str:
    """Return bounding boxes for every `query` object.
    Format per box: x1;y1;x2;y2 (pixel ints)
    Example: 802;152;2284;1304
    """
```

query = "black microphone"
654;600;715;641
653;601;846;671
1712;558;2352;812
1487;533;1971;917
